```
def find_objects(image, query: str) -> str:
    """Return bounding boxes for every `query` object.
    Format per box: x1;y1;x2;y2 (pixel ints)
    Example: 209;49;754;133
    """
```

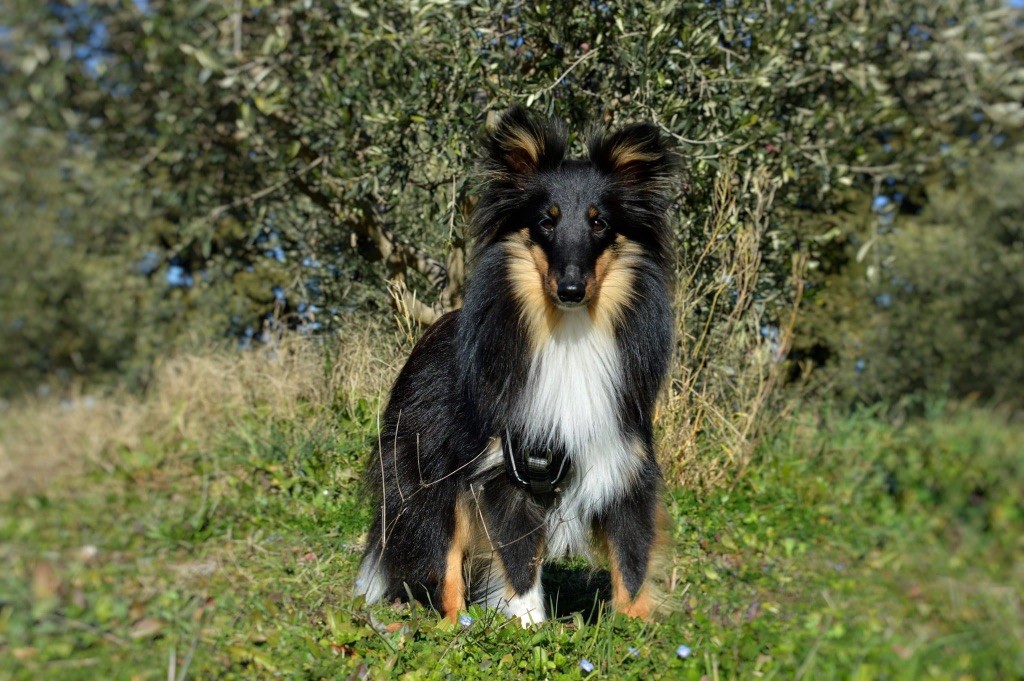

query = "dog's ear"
589;123;676;196
485;106;566;178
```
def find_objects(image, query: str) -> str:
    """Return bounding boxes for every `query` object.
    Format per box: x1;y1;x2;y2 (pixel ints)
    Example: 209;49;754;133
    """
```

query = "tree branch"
290;173;453;325
260;110;464;326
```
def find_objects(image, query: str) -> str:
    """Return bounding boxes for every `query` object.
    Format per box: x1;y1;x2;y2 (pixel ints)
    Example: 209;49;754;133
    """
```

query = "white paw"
504;583;546;626
517;608;546;627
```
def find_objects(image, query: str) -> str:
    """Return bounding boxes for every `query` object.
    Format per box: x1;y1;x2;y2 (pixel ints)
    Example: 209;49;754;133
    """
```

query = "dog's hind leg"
439;498;471;622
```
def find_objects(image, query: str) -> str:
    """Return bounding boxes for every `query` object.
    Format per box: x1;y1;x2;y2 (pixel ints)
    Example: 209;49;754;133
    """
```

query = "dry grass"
0;316;401;499
657;161;806;490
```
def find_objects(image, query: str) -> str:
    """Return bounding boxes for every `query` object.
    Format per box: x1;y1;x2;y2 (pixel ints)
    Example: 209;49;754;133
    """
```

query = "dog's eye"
538;217;555;232
590;217;608;234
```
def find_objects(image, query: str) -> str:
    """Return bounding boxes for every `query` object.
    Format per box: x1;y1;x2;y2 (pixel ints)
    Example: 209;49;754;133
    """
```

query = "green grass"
1;400;1021;679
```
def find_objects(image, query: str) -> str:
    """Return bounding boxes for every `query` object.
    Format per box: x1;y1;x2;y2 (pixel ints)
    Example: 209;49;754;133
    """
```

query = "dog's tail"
353;545;389;604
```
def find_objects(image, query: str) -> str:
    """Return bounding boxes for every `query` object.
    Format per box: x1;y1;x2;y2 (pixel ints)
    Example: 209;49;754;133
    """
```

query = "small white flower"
676;644;692;659
458;614;474;627
579;658;594;673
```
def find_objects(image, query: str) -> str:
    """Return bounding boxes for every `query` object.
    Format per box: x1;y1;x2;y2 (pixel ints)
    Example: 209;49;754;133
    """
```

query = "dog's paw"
615;590;655;621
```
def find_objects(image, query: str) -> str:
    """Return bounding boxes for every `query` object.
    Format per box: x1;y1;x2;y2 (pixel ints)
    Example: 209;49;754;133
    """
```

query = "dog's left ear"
589;123;676;198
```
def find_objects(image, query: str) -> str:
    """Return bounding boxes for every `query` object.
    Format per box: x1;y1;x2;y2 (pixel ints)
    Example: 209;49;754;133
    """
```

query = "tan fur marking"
540;249;561;307
501;127;542;172
592;248;615;287
440;499;471;622
597;436;670;621
548;204;560;219
587;205;599;220
506;230;558;348
589;236;643;333
611;143;659;170
603;500;670;621
608;546;655;620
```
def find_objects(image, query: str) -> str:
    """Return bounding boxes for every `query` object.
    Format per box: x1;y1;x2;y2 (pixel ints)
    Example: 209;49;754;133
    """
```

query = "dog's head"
473;106;676;310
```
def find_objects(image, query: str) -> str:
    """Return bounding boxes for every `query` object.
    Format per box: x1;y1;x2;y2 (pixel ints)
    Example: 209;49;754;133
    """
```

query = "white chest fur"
513;309;644;558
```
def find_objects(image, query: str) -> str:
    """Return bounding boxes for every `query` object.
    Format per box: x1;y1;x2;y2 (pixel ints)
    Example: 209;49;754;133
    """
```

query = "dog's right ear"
484;106;566;179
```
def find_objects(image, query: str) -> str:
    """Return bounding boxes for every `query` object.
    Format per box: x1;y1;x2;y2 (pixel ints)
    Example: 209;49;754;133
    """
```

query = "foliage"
809;149;1024;406
0;123;161;391
2;367;1021;677
2;0;1022;412
0;119;303;394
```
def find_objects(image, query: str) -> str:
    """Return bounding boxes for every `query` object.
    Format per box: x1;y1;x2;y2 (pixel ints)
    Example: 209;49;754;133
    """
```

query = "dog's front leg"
600;482;664;620
476;481;548;626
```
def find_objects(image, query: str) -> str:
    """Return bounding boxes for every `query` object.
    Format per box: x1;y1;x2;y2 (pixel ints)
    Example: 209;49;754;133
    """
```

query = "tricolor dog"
356;106;676;625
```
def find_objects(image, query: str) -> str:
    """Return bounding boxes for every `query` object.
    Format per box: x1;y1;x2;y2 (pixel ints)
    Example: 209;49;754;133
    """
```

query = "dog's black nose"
557;279;585;304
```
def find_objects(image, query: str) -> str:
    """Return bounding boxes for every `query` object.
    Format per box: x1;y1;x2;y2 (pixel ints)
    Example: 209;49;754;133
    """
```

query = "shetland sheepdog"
355;106;676;625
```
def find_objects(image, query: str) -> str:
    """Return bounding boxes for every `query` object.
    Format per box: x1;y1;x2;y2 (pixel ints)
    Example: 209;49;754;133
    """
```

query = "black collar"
502;429;570;504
